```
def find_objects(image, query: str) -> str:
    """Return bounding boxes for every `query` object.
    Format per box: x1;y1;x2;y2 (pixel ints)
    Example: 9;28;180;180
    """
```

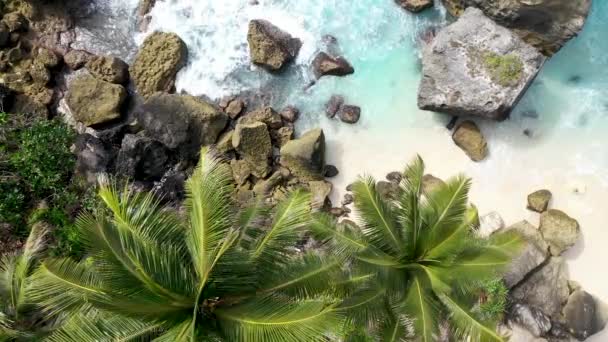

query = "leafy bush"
478;279;509;321
0;178;27;227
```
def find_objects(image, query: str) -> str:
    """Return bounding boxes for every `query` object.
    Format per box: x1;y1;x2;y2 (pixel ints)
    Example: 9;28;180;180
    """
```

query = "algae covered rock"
280;128;325;181
247;19;302;71
65;75;127;127
86;55;129;84
417;7;545;120
452;120;487;162
527;189;552;213
130;32;188;97
539;209;580;256
232;122;272;178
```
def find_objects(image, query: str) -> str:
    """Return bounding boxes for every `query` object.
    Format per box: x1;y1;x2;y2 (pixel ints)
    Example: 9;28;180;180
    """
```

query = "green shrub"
9;119;75;197
478;278;509;320
0;178;27;227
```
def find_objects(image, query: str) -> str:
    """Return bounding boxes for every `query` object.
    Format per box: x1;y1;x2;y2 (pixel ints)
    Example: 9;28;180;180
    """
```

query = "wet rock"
130;32;188;97
232;122;272;178
247;19;301;71
511;257;570;318
323;164;339;178
527;189;552;213
325;95;344;118
443;0;592;56
137;93;227;150
452;120;488;162
74;134;112;184
230;159;251;186
65;75;127;126
64;50;91;70
564;290;600;341
309;180;332;210
509;303;552;338
395;0;434;13
239;106;282;129
386;171;402;183
501;220;549;288
86;55;129;84
280;128;326;181
280;105;299;123
539;209;580;256
422;174;445;194
312;52;354;79
417;8;545;120
338;105;361;124
478;211;505;238
116;134;169;181
225;98;245;119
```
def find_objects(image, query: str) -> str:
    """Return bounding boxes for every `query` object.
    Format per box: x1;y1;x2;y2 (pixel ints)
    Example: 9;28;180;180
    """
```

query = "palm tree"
30;149;347;341
0;223;57;341
313;157;522;341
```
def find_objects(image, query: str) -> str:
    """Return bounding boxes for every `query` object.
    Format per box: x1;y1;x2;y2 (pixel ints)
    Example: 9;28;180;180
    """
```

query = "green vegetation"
313;156;522;341
478;279;509;321
483;51;524;87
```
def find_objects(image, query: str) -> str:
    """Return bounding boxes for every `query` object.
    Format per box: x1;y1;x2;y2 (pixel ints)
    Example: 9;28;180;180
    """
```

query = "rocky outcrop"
65;75;127;126
247;19;301;71
280;128;325;181
442;0;592;56
130;32;188;97
395;0;434;13
452;120;487;161
539;209;580;256
86;55;129;84
417;8;545;120
232;122;272;178
312;52;354;79
501;220;549;288
527;189;552;213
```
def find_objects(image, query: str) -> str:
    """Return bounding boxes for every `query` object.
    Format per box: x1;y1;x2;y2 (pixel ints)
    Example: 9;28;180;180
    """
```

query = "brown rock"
225;98;245;119
280;105;299;123
65;75;127;127
395;0;434;13
247;19;302;71
86;55;129;84
527;189;552;213
452;120;488;162
64;50;92;70
539;209;580;256
312;52;354;79
338;105;361;124
325;95;344;118
239;106;283;129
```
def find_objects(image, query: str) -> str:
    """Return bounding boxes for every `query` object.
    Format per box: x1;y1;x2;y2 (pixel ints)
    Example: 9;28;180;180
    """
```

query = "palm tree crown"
30;149;346;341
313;157;522;342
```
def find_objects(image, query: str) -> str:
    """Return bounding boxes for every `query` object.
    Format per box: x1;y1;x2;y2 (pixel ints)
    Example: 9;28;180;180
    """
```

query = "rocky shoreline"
0;0;603;340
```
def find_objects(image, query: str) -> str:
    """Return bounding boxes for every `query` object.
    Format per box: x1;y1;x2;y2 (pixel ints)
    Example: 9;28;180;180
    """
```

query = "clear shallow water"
105;0;608;338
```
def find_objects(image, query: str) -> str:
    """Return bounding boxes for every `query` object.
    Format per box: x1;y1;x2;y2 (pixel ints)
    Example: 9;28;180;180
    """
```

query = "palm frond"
310;213;368;258
352;177;402;254
396;156;425;257
439;293;504;342
374;314;413;342
423;206;478;261
400;275;438;342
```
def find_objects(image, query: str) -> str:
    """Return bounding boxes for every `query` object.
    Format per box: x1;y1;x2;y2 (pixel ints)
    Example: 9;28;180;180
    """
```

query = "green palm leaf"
395;156;425;257
400;275;437;342
439;294;504;342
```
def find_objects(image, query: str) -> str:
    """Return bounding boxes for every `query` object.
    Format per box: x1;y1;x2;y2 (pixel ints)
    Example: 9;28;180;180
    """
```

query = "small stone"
239;106;283;129
280;106;299;123
527;189;552;213
395;0;434;13
312;52;354;79
330;207;346;217
338;105;361;124
225;98;245;119
325;95;344;118
342;193;354;205
539;209;580;256
272;126;294;147
452;120;488;162
386;171;402;183
230;159;252;186
323;164;339;178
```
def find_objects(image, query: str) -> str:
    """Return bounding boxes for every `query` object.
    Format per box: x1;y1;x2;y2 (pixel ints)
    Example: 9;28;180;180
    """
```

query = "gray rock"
280;128;326;181
528;189;552;213
272;126;294;147
377;181;400;200
225;98;245;119
452;120;488;161
230;159;251;186
280;106;299;123
422;174;445;194
509;303;552;338
74;134;112;184
342;193;354;205
511;257;570;318
501;220;549;288
386;171;402;183
116;134;169;181
65;75;127;127
309;180;332;210
443;0;592;56
395;0;433;13
86;55;130;84
232;122;272;178
564;290;600;341
338;105;361;124
478;211;505;238
154;168;186;203
323;165;339;178
247;19;301;71
539;209;580;256
325;95;344;118
417;7;545;120
312;52;354;79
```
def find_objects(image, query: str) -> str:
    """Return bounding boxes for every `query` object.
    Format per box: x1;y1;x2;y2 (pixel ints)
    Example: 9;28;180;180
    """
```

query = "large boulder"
247;19;302;71
564;290;601;341
280;128;325;181
86;55;129;84
452;120;488;162
501;220;549;288
539;209;580;256
417;7;545;120
232;122;272;178
130;32;188;97
65;75;127;127
511;257;570;318
311;52;354;79
442;0;592;56
137;93;228;150
116;134;169;181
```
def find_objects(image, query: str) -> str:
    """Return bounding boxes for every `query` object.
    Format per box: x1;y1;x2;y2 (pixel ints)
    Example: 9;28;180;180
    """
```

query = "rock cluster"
325;95;361;124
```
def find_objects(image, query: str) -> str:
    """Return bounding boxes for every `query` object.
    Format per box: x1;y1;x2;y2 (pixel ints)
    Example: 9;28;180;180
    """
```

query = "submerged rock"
247;19;302;71
280;128;325;181
452;120;487;162
65;75;127;127
417;8;545;120
86;55;129;84
564;290;601;341
527;189;552;213
539;209;580;256
130;32;188;97
395;0;434;13
443;0;592;56
312;52;354;79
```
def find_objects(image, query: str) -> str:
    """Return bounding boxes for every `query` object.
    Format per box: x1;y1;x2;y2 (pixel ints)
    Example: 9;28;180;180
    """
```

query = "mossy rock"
65;75;127;127
232;122;272;178
482;51;524;87
279;128;325;181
